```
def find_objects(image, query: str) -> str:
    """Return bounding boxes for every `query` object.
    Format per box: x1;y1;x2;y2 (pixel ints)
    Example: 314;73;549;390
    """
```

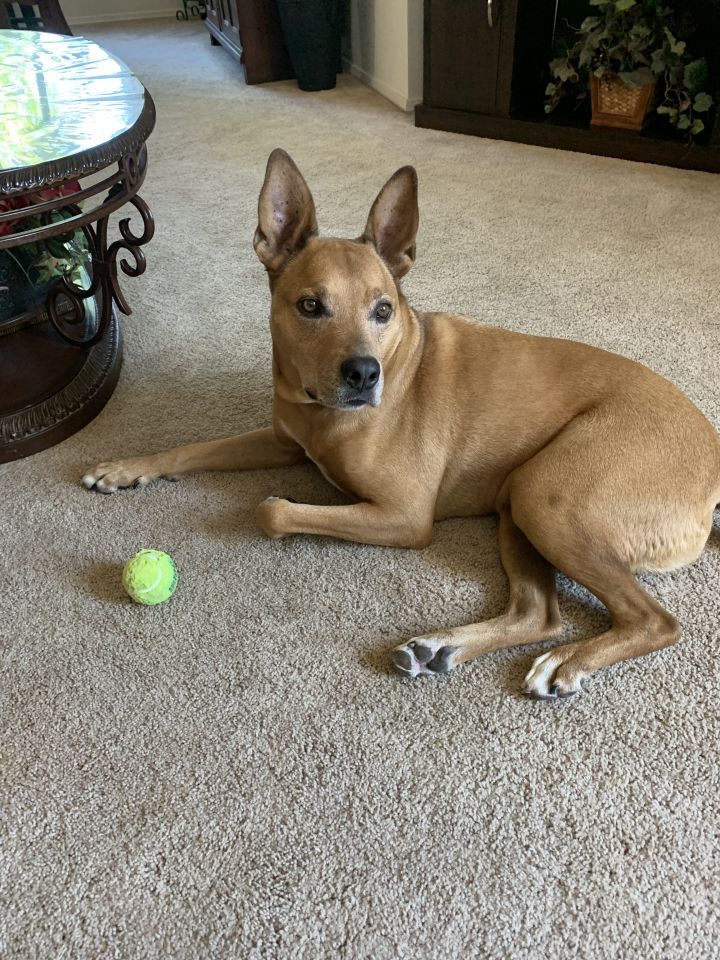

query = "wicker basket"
590;74;656;131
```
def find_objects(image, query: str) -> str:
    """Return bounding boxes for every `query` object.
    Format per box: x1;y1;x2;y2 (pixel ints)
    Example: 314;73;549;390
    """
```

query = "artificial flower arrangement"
0;182;89;315
545;0;714;139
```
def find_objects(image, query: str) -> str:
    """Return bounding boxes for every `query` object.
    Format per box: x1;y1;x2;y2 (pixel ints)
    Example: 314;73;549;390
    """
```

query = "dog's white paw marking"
82;461;163;495
82;473;104;491
523;650;586;700
392;636;458;679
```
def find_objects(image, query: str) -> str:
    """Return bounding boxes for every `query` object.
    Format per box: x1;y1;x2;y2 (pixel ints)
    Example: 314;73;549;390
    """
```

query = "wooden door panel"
205;0;220;30
236;0;294;84
204;0;294;84
220;0;241;48
426;0;502;114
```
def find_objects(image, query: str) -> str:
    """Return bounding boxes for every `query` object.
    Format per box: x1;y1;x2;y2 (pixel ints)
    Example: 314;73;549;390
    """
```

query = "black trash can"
277;0;342;92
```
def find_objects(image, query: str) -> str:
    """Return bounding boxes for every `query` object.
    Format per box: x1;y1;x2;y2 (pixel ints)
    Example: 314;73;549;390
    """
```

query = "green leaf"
663;28;686;56
580;16;602;31
593;66;607;78
578;46;594;68
656;105;678;120
545;83;557;96
691;119;705;135
677;114;691;130
693;92;713;113
618;67;654;87
615;0;636;10
683;59;708;96
544;104;554;114
46;239;68;259
549;58;577;83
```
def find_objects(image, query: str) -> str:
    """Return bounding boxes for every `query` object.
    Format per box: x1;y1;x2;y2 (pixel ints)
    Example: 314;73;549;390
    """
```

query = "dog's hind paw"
391;637;458;679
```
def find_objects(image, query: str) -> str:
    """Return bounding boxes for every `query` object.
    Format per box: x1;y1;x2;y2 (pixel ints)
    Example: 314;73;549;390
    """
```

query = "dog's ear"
362;166;418;279
254;149;318;275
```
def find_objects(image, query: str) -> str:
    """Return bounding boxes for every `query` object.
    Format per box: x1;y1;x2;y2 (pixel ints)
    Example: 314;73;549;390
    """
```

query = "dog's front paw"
82;458;169;494
522;647;587;700
392;636;458;679
255;496;296;539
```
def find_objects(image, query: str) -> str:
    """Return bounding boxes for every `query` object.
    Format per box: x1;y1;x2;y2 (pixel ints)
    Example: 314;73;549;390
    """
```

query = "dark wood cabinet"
424;0;503;115
218;0;241;52
205;0;294;85
422;0;555;119
417;0;720;174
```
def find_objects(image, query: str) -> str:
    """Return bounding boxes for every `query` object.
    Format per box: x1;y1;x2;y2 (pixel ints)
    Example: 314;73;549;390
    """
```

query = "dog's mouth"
304;387;381;410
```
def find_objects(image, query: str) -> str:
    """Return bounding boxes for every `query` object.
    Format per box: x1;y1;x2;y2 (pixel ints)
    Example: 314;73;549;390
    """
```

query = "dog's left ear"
362;166;418;279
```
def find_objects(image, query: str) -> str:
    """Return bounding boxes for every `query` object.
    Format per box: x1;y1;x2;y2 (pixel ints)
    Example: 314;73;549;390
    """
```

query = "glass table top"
0;30;146;173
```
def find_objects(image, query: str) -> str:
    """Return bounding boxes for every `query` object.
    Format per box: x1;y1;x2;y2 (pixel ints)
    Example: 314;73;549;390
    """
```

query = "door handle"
487;0;498;28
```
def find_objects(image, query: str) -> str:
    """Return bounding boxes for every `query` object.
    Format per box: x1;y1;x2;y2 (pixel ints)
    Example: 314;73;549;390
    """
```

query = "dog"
83;149;720;698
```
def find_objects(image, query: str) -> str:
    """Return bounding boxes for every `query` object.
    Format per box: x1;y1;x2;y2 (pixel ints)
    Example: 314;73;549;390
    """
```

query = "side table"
0;30;156;462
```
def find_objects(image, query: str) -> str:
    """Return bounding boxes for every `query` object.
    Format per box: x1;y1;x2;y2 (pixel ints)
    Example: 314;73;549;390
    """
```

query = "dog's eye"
375;302;392;323
298;297;321;316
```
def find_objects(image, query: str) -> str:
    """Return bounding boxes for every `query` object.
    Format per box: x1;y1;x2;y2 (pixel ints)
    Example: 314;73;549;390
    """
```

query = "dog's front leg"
83;428;305;493
256;498;433;549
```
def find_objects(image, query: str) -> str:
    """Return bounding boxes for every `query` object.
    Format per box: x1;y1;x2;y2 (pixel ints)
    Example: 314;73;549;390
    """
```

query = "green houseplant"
545;0;714;138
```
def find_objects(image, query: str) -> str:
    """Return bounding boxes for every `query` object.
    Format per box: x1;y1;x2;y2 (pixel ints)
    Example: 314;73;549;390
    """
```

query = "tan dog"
83;149;720;698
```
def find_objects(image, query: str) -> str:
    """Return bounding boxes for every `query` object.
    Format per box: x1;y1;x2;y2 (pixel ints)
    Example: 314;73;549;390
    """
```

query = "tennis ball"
122;549;178;605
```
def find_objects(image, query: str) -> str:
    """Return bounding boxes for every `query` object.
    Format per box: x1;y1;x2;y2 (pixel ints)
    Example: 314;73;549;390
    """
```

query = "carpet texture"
1;19;719;960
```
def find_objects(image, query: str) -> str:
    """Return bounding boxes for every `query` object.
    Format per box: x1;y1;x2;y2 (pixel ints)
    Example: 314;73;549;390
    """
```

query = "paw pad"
392;638;457;679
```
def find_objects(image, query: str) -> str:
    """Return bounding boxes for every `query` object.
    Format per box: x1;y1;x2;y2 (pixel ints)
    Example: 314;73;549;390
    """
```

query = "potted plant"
277;0;343;92
545;0;714;138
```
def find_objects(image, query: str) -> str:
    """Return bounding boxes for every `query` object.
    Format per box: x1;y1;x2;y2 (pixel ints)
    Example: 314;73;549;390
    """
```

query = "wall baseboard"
68;9;178;26
342;57;421;113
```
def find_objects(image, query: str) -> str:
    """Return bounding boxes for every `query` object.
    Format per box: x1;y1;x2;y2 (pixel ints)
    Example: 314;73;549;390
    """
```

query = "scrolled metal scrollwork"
45;160;155;348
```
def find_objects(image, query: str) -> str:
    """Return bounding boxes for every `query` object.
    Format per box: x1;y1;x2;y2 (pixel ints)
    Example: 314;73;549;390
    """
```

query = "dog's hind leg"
520;572;680;700
514;515;681;699
508;483;682;701
392;507;562;678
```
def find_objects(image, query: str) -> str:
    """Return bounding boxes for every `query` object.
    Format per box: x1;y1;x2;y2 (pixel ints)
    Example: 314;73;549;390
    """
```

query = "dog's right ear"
254;149;318;275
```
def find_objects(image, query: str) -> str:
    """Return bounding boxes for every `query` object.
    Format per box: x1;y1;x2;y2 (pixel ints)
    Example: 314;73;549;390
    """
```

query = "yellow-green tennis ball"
122;549;178;605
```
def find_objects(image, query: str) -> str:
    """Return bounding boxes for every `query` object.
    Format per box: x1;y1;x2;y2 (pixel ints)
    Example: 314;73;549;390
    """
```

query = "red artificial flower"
0;181;81;237
0;194;31;237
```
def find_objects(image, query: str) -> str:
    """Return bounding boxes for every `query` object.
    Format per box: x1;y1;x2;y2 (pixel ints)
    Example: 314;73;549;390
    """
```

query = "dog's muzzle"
338;355;382;408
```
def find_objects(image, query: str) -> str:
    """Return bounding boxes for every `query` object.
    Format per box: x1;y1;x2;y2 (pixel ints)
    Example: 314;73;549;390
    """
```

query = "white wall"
345;0;423;112
63;0;178;26
63;0;424;110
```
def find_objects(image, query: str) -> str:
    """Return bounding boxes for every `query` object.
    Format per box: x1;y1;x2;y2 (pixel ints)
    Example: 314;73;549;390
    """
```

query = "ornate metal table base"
0;157;154;463
0;304;122;463
0;30;156;463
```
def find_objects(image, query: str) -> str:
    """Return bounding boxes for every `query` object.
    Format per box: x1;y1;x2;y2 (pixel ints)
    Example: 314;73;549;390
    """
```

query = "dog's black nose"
341;356;381;393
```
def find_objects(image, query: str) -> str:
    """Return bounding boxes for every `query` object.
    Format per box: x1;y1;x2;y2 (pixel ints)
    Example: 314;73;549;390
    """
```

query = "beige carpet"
2;19;719;959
